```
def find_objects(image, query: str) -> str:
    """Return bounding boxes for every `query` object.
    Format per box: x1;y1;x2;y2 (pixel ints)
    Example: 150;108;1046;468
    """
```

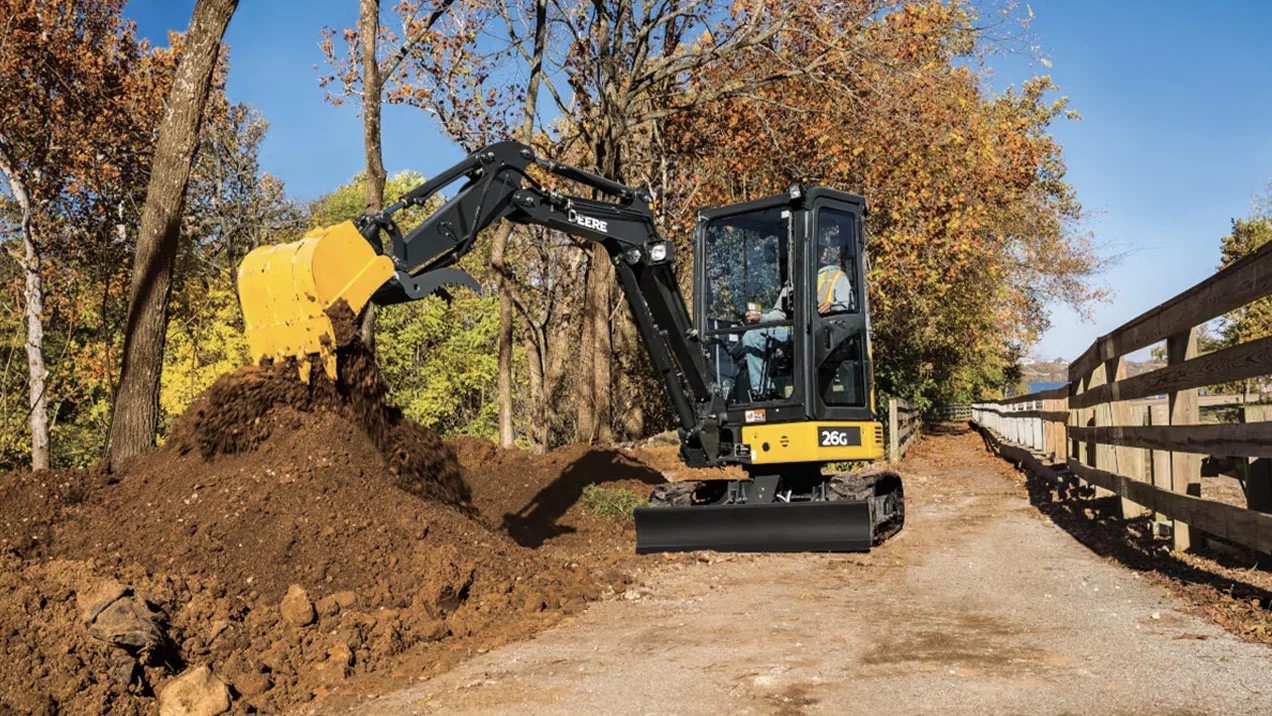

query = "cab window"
813;209;859;315
703;208;790;325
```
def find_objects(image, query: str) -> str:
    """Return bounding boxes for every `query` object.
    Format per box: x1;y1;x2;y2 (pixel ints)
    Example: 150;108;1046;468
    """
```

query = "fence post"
889;397;900;462
1167;329;1200;551
1069;373;1087;472
1083;360;1115;499
1243;404;1272;513
1045;393;1069;461
1107;356;1146;518
1033;400;1043;452
1148;404;1172;536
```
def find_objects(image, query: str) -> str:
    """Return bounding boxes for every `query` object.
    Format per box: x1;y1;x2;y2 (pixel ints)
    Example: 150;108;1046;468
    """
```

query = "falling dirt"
0;310;662;714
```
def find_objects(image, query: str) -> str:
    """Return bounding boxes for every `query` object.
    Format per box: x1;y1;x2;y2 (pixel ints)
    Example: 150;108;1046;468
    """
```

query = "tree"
662;1;1104;404
1212;212;1272;398
160;104;306;425
319;0;459;349
109;0;239;466
0;0;157;469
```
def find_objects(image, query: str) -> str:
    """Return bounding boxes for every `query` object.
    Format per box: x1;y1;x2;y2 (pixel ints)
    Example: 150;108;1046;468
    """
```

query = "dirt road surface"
338;426;1272;715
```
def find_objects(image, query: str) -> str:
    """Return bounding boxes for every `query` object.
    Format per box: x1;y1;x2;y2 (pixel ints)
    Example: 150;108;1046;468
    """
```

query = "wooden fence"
931;404;973;422
888;397;920;462
972;239;1272;555
972;386;1069;461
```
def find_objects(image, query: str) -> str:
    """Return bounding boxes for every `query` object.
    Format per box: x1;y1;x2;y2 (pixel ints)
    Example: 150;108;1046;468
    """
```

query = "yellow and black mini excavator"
236;141;903;553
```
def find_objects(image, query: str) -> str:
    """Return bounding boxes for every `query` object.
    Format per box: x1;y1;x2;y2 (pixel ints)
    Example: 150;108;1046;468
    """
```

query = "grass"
581;484;646;521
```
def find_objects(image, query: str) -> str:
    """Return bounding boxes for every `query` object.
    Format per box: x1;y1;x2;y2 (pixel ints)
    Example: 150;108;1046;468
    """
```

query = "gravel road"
338;426;1272;715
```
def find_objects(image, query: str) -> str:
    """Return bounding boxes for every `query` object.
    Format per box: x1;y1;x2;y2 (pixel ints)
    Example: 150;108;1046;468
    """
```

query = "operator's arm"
744;307;787;323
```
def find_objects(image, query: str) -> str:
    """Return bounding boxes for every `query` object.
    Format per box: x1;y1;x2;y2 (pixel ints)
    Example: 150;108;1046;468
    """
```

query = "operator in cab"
817;240;855;314
739;226;855;399
738;299;790;398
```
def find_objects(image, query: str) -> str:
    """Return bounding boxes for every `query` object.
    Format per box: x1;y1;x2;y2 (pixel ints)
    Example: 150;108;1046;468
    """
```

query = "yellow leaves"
160;282;251;422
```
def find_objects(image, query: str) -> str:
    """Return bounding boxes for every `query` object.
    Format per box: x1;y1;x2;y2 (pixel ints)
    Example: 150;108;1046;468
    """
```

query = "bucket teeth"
236;221;394;381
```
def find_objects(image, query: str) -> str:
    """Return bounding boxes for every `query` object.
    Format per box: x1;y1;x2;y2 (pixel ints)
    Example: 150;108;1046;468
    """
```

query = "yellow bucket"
236;221;394;381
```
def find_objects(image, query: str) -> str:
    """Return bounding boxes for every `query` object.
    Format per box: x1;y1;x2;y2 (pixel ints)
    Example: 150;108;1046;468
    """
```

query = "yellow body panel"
743;420;884;464
237;221;394;380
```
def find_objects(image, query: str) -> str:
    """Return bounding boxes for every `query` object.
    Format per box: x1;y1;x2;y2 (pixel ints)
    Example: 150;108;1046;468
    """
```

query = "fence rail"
889;397;921;462
972;239;1272;556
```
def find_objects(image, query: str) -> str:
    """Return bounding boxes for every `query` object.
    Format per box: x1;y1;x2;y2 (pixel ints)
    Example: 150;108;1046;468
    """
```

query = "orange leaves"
657;0;1095;401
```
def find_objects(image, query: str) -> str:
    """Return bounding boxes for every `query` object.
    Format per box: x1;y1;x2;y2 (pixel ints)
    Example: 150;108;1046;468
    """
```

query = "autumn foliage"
662;1;1106;403
2;0;1113;468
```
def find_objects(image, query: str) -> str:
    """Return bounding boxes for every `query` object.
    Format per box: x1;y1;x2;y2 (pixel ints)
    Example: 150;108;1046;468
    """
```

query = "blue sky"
123;0;1272;362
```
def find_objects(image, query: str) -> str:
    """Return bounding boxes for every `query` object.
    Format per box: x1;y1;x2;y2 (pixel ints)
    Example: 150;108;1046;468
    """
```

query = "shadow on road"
501;450;665;548
967;423;1272;644
1018;458;1272;614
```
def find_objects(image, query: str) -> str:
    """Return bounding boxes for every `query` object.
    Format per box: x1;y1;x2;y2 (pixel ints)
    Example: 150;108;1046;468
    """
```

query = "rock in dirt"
158;666;231;716
280;584;315;627
79;579;168;662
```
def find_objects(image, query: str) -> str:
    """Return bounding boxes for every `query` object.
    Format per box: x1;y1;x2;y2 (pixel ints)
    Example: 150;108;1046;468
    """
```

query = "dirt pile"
0;334;643;713
450;438;662;550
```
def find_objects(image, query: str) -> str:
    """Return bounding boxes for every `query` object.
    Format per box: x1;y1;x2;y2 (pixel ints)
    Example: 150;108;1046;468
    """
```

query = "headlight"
648;242;669;263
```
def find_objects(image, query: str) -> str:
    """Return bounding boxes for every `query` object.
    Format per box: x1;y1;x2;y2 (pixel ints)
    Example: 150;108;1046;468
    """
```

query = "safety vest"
818;266;847;306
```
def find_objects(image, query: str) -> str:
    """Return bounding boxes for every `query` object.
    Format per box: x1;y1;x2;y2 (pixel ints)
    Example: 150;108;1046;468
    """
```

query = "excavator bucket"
237;221;394;381
633;500;873;554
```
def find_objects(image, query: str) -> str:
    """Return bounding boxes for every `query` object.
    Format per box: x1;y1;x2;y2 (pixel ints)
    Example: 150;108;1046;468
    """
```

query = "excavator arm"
238;140;727;467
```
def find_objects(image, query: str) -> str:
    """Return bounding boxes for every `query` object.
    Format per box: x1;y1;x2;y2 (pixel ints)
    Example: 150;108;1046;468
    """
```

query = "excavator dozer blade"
237;221;394;381
633;500;873;554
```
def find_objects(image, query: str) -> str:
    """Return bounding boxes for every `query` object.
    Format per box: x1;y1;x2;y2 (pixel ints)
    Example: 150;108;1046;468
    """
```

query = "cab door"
804;193;873;422
693;196;808;425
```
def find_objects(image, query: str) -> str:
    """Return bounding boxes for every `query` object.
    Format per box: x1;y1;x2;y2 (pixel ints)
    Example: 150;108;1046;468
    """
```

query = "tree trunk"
545;307;572;447
20;211;48;470
615;309;645;439
576;126;623;444
109;0;239;467
577;243;613;443
358;0;385;350
490;0;547;448
0;147;49;470
491;223;517;447
523;332;544;453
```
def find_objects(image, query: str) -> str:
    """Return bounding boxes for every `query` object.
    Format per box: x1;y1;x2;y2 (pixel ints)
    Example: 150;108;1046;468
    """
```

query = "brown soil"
0;325;663;714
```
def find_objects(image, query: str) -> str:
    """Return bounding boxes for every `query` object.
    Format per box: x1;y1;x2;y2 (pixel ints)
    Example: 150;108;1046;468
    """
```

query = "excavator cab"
695;188;875;428
233;140;901;555
688;188;884;467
